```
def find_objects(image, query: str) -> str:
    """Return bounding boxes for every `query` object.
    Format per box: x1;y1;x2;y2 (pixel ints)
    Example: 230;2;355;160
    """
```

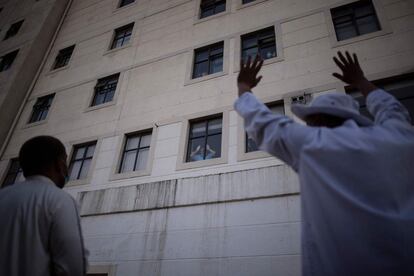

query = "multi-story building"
0;0;413;275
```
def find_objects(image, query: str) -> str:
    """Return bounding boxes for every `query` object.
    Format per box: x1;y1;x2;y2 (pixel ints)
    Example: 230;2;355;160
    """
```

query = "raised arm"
332;51;411;125
235;55;316;171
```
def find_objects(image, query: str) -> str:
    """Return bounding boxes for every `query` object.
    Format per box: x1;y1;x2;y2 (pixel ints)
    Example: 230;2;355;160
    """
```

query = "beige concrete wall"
0;0;413;275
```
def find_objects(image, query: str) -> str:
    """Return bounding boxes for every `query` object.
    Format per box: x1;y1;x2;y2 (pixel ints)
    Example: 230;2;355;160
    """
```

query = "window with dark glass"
111;23;134;49
200;0;226;19
193;42;223;79
331;0;381;41
29;94;55;123
347;72;414;125
2;159;24;187
186;116;222;162
0;50;19;72
242;0;256;4
119;131;152;173
4;20;24;40
241;26;276;61
246;102;284;152
68;142;96;181
119;0;135;7
53;45;75;70
91;73;119;106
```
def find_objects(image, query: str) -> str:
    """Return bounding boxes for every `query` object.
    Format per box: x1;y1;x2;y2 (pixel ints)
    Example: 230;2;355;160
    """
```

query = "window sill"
234;55;284;73
185;71;227;86
194;10;230;25
109;168;151;181
23;119;48;129
84;101;116;113
47;64;70;75
330;29;392;48
65;178;90;187
236;0;270;10
176;156;228;170
103;43;132;56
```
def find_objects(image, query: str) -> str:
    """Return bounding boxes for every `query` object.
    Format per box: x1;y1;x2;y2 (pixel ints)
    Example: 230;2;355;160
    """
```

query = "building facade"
0;0;413;275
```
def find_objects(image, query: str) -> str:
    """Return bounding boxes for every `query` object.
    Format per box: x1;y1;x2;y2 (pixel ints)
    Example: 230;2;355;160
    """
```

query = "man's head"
291;92;373;128
19;136;68;188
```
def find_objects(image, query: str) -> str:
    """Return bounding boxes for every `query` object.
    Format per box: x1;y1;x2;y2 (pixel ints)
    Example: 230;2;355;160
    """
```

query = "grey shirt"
0;175;87;276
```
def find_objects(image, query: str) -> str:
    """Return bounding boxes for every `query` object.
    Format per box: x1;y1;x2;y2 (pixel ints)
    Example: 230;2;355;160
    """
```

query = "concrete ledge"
78;165;299;216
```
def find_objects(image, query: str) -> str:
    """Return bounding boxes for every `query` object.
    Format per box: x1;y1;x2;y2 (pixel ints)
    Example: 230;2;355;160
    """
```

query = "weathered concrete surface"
79;165;299;216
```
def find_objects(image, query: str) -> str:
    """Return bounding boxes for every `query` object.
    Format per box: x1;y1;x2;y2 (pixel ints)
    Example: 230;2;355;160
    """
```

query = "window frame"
68;141;97;182
233;23;284;73
3;19;24;40
118;131;152;174
0;49;19;72
194;0;230;24
325;0;391;47
185;39;229;85
90;73;120;107
52;45;75;71
109;22;135;51
1;158;24;188
192;41;224;79
110;125;157;181
177;109;229;170
28;93;55;124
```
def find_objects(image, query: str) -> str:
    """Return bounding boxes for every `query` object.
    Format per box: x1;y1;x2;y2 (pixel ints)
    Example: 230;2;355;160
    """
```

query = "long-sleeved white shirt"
234;89;414;276
0;175;87;276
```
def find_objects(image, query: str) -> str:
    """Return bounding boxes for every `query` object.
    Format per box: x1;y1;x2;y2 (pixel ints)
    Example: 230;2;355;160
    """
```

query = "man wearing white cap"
234;51;414;276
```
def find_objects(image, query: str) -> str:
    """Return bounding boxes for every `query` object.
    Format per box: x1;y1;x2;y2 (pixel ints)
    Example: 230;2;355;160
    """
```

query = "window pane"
187;137;205;162
121;151;137;172
193;62;209;78
215;2;225;13
208;118;222;135
355;3;375;17
335;23;357;41
103;89;115;103
242;47;258;61
136;148;149;170
79;159;91;179
206;134;221;159
356;16;380;35
210;56;223;74
75;147;86;159
195;50;209;63
122;35;131;46
140;134;152;148
191;122;207;138
93;93;105;106
242;36;258;49
126;136;140;150
260;46;276;60
86;144;96;158
246;134;258;152
69;161;82;180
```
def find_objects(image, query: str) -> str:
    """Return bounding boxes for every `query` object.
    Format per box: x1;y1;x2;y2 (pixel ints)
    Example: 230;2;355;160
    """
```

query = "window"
347;73;414;125
242;0;256;4
246;102;284;152
2;159;24;187
241;26;276;61
193;42;224;79
331;0;381;41
91;73;119;106
119;131;152;173
68;142;96;181
0;50;19;72
187;116;222;162
4;20;24;40
119;0;135;7
111;23;134;49
29;94;55;123
52;45;75;70
199;0;226;19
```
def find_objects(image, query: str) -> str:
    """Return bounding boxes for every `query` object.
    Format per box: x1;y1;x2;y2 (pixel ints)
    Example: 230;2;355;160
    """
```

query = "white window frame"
324;0;392;48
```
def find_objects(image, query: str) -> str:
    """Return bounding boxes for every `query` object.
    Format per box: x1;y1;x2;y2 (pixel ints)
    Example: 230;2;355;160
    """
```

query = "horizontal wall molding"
78;164;299;216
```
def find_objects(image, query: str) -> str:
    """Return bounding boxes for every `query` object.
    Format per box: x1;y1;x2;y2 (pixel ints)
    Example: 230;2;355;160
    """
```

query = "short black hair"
19;136;66;177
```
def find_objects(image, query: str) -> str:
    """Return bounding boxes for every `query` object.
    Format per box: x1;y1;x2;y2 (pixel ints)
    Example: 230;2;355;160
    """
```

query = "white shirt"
0;175;87;276
234;89;414;276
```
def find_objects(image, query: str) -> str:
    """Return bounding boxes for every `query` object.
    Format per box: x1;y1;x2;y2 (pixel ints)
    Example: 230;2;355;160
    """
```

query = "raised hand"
332;51;376;97
237;55;264;97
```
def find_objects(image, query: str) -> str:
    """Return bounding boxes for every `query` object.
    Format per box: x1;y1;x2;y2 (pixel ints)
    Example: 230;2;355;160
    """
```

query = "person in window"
190;144;216;161
0;136;88;276
234;52;414;275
